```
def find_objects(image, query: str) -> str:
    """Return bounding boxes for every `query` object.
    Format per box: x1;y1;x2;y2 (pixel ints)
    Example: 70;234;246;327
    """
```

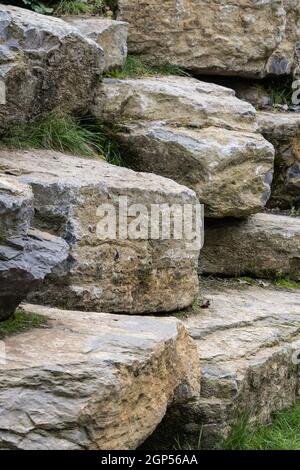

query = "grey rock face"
199;213;300;280
0;304;200;450
0;5;104;134
92;77;275;218
257;112;300;209
0;229;69;321
0;176;34;240
0;149;201;314
64;17;128;71
0;174;69;321
147;281;300;448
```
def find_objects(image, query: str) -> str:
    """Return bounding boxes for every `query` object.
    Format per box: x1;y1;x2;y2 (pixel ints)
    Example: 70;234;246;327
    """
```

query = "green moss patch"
0;309;49;340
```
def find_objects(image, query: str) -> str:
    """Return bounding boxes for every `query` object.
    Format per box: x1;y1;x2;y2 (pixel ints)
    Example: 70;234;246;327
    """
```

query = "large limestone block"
257;111;300;209
93;77;275;218
0;305;200;450
65;17;128;71
117;0;300;78
146;281;300;448
94;77;258;132
0;149;200;314
199;213;300;280
0;5;104;134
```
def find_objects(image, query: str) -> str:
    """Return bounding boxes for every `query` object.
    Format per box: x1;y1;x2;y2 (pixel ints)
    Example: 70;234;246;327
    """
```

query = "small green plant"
54;0;91;16
22;0;54;14
265;77;294;108
104;54;190;79
18;0;116;16
0;309;48;339
275;275;300;290
1;114;121;160
289;206;300;217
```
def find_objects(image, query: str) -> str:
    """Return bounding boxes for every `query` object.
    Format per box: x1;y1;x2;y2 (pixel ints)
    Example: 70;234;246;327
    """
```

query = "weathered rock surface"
93;77;275;218
0;304;200;450
0;175;33;239
199;213;300;280
0;174;69;320
232;82;272;110
257;112;300;209
0;5;104;134
0;149;201;314
118;0;300;78
65;17;128;71
0;229;69;321
146;281;300;448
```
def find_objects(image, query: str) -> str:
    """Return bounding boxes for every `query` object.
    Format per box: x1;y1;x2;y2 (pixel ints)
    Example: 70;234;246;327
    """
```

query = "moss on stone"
0;309;49;340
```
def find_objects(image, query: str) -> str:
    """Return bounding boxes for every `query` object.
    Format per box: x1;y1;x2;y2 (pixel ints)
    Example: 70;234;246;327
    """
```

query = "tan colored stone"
0;5;104;134
146;281;300;448
0;304;200;450
93;77;274;218
0;149;200;314
64;17;128;71
200;213;300;280
118;0;300;78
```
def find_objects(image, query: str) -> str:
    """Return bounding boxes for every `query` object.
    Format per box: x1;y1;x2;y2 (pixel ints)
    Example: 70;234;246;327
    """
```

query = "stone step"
0;304;200;450
92;77;274;218
144;281;300;449
199;213;300;280
0;149;200;314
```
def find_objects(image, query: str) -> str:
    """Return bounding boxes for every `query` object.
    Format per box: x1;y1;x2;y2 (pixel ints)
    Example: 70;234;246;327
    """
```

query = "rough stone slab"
147;282;300;449
117;0;300;78
0;5;104;134
93;77;258;133
0;304;200;450
0;149;200;314
65;17;128;71
257;112;300;209
199;213;300;280
93;77;274;218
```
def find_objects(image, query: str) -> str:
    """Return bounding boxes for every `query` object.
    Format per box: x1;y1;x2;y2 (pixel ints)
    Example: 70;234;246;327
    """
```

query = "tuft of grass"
275;275;300;290
54;0;116;16
55;0;91;15
0;309;48;340
104;54;190;79
223;413;251;450
224;403;300;450
0;114;122;162
265;77;293;108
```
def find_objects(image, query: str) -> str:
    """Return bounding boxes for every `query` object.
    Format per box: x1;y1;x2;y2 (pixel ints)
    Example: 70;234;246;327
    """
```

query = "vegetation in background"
0;113;123;163
224;403;300;450
104;54;190;79
8;0;117;17
0;309;48;339
264;76;294;108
